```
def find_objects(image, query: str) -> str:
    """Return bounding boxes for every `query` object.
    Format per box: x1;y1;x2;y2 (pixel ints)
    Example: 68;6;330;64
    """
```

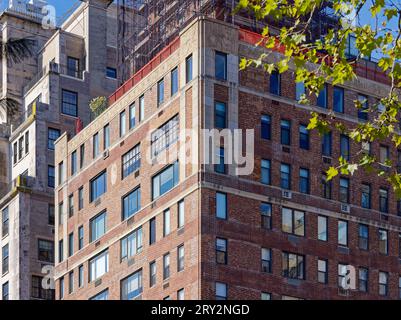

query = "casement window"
282;207;305;236
150;115;179;157
121;227;143;261
90;171;107;202
261;248;272;273
358;224;369;250
215;51;227;81
318;215;328;241
90;211;106;242
122;144;141;178
152;162;179;200
89;250;109;282
282;252;305;279
261;202;272;230
121;269;143;300
61;89;78;117
216;238;227;264
333;86;344;113
122;187;141;220
38;239;54;262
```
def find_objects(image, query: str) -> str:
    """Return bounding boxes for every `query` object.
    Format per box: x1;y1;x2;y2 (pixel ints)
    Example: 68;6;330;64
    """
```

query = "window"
358;224;369;250
71;151;77;176
215;147;226;174
68;194;74;218
280;120;291;145
157;79;164;106
379;188;389;213
2;207;9;237
261;248;272;273
177;289;185;300
122;144;141;178
361;184;371;209
48;165;55;188
151;115;179;157
261;159;271;185
216;192;227;219
299;168;310;194
338;220;348;246
178;200;185;229
269;70;280;95
280;163;291;189
2;282;9;300
129;103;136;129
61;90;78;117
58;239;63;263
339;178;349;203
338;264;348;288
2;244;9;274
261;292;271;300
18;136;23;160
215;51;227;80
333;87;344;113
106;67;117;79
67;57;79;77
149;217;156;245
48;204;55;225
149;261;156;287
120;111;126;137
177;245;184;272
171;67;178;95
378;229;388;255
80;144;85;169
359;268;368;292
282;208;305;236
282;252;305;279
322;174;332;199
59;277;64;299
379;145;389;165
317;84;327;108
139;95;145;122
261;115;271;140
92;133;99;158
68;271;74;294
78;187;83;210
103;124;110;149
90;171;107;202
13;142;17;164
318;259;328;284
90;211;106;242
38;239;54;262
163;253;170;280
295;82;305;100
261;202;272;230
89;250;109;282
24;131;29;154
122;187;141;220
322;132;332;156
90;289;109;300
186;54;193;83
216;238;227;264
121;270;143;300
340;135;350;161
68;232;74;257
31;276;54;300
58;161;64;185
121;227;143;261
379;271;388;296
58;202;64;226
358;94;368;120
78;226;84;250
299;125;309;149
215;101;227;129
215;282;227;300
152;161;179;200
318;216;328;241
163;209;171;237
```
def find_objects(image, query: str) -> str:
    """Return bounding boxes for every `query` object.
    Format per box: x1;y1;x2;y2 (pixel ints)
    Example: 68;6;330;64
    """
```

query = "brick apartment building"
54;14;401;300
0;0;118;300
